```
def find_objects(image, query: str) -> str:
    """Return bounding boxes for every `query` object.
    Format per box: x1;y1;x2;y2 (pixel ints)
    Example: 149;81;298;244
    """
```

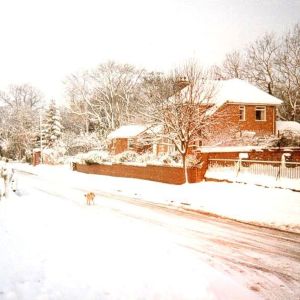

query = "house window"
239;106;246;121
255;106;266;121
128;138;134;150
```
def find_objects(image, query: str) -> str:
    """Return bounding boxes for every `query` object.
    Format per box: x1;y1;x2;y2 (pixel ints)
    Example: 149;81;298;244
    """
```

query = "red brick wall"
241;105;274;134
74;148;300;185
197;148;300;163
204;104;276;146
74;163;204;184
110;138;128;155
32;151;41;166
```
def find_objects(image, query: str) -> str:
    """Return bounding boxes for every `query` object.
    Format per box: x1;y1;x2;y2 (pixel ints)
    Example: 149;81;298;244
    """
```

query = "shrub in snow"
135;152;157;164
185;155;200;167
112;151;139;163
146;152;182;167
274;132;300;147
62;132;106;156
43;143;67;164
79;150;111;165
71;149;186;168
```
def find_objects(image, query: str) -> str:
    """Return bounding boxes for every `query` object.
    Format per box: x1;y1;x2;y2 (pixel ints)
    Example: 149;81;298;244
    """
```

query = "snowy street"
0;169;299;300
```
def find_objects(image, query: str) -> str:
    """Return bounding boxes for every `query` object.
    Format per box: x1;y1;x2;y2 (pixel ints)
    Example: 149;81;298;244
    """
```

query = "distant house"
107;125;163;155
108;79;284;155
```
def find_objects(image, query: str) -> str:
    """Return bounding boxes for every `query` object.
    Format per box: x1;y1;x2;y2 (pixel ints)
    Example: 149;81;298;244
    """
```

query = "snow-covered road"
0;171;299;300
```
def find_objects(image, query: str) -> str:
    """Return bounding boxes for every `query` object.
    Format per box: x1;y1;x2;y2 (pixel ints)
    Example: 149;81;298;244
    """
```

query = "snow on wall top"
107;125;148;139
276;121;300;133
199;145;265;153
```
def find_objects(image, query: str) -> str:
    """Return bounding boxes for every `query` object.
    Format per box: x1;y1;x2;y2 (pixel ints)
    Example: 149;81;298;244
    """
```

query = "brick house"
108;79;283;154
205;78;282;139
107;124;163;155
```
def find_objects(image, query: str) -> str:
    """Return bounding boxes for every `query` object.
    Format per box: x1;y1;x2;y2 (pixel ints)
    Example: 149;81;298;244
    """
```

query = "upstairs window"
239;106;246;121
255;106;266;121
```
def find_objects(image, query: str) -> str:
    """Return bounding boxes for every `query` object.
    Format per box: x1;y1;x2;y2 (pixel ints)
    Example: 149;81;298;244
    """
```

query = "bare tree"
244;33;280;95
0;83;43;109
64;61;145;137
215;23;300;121
64;71;92;133
276;24;300;121
211;51;246;80
139;60;224;183
0;84;44;159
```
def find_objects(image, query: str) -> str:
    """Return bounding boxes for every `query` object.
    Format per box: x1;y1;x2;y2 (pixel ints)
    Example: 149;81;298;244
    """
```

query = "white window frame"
239;105;246;121
255;106;266;121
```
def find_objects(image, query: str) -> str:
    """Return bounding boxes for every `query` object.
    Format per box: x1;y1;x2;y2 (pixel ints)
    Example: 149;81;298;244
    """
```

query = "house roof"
107;125;148;139
276;121;300;133
213;79;282;106
107;124;163;139
178;78;283;106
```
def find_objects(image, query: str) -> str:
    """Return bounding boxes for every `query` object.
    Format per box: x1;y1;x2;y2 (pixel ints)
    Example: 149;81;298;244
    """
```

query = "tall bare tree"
211;51;246;80
139;60;224;183
0;84;44;159
215;23;300;121
64;61;145;137
276;24;300;121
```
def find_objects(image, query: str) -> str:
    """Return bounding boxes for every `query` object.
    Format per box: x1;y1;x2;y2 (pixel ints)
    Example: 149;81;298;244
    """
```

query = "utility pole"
40;114;43;164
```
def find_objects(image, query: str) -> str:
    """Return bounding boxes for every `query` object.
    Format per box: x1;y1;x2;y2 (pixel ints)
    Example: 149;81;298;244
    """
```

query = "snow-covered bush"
185;154;199;167
62;132;106;156
112;151;139;163
76;150;111;165
135;152;157;164
71;149;185;167
43;143;67;164
142;152;182;167
157;152;182;166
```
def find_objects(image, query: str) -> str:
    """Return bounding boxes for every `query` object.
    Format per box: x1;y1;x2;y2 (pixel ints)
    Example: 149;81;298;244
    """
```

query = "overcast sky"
0;0;299;103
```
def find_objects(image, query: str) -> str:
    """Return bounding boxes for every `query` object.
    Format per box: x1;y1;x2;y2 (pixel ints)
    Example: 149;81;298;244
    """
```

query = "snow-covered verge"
11;163;300;234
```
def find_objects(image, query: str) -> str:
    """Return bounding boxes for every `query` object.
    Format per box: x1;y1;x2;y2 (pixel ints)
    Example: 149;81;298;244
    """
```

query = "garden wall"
74;163;204;184
197;147;300;163
73;147;300;185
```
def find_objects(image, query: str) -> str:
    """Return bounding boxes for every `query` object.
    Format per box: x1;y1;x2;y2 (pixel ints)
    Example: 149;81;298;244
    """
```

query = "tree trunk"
182;153;189;184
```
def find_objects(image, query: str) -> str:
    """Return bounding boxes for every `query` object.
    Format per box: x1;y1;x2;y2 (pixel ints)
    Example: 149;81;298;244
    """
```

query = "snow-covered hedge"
112;151;140;164
73;150;183;167
74;150;111;165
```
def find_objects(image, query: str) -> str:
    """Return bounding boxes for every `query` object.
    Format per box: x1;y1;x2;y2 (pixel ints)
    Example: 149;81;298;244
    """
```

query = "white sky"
0;0;299;103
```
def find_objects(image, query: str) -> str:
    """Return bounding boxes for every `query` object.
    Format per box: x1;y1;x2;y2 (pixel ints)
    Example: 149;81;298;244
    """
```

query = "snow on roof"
276;121;300;133
212;79;282;106
107;125;148;139
179;78;283;106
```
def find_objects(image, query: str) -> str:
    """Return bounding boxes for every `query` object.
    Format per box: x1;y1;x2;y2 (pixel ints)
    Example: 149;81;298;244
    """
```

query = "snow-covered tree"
43;100;63;147
213;23;300;121
0;84;44;159
64;61;145;137
139;60;227;183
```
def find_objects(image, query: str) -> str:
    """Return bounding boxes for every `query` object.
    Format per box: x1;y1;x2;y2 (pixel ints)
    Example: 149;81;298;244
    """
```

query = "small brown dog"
84;192;95;205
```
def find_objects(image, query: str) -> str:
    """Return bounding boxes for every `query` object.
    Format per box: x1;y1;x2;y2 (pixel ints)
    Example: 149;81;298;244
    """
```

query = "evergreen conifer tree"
44;100;63;147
